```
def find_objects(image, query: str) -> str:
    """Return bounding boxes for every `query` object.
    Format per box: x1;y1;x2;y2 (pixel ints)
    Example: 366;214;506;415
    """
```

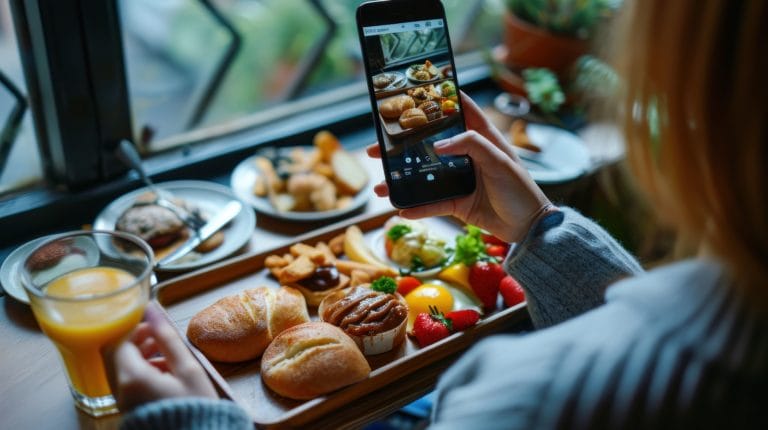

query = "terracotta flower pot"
502;11;589;76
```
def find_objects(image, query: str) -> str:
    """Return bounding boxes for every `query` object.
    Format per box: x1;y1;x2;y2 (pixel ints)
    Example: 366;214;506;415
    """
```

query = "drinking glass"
20;230;153;417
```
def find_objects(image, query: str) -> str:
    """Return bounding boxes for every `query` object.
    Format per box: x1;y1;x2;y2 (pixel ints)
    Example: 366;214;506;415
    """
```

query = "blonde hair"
611;0;768;293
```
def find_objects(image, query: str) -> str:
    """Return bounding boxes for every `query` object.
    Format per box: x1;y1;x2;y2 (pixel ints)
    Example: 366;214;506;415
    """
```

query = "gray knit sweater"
121;208;768;429
430;208;768;429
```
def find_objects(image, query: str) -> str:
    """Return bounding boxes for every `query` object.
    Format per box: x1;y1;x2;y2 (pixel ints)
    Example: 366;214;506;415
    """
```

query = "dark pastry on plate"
373;73;394;89
26;242;84;271
116;204;187;249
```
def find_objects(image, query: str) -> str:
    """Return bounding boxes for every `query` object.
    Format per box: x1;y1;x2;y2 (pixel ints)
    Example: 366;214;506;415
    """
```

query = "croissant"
186;286;310;363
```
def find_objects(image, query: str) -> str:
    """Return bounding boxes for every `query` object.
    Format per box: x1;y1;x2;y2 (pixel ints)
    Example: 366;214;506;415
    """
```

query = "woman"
111;0;768;428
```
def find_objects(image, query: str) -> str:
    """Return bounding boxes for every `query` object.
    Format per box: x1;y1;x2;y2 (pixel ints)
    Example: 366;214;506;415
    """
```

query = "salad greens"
453;225;490;266
371;276;397;294
387;224;412;242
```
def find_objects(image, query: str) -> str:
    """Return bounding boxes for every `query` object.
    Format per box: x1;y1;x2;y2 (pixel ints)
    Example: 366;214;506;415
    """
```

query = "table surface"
0;122;621;429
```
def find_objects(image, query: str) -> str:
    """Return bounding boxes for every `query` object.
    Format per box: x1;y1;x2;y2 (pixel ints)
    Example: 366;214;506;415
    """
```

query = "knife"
156;200;243;268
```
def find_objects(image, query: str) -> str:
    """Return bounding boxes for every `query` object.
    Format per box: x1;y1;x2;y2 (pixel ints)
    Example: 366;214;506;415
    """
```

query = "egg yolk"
405;283;454;321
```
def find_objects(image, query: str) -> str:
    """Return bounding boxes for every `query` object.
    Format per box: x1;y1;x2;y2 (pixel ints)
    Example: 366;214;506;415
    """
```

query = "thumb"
433;131;514;171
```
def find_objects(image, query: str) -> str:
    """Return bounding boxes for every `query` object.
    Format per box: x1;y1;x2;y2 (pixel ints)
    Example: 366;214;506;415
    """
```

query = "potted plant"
502;0;615;75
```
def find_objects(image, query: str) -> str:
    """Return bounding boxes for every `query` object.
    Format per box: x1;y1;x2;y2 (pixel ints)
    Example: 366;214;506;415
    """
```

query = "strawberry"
486;244;509;259
499;275;525;307
412;307;452;347
469;261;506;310
396;276;422;296
445;309;480;331
481;233;507;246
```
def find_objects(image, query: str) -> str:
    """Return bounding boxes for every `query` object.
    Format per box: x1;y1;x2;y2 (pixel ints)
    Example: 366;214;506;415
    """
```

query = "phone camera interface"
362;18;470;186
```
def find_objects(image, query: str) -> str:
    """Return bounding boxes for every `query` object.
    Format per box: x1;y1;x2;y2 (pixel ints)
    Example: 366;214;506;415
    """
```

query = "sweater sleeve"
505;207;643;328
120;397;252;430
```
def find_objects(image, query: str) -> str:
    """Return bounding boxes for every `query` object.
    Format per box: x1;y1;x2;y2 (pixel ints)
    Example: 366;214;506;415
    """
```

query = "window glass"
121;0;503;148
380;27;448;66
0;0;502;195
0;3;42;194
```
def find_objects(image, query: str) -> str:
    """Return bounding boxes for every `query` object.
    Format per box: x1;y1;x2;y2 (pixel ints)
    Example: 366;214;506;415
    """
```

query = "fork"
116;140;207;231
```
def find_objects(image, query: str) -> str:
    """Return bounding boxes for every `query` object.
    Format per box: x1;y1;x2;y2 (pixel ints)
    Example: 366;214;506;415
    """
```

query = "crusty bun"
379;95;415;120
261;322;371;400
187;286;310;363
398;108;428;129
331;150;369;196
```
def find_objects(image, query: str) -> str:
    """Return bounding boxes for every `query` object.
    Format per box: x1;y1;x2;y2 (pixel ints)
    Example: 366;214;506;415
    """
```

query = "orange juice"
30;266;146;398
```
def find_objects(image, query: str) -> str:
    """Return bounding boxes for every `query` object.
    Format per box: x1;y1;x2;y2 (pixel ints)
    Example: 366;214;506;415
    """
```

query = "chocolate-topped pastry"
418;101;442;121
298;266;341;292
319;285;408;355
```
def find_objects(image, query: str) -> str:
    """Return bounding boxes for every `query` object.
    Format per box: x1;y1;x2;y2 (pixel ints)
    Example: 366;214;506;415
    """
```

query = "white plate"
1;234;63;304
94;180;255;272
369;230;447;278
406;65;442;83
514;123;591;184
373;71;406;92
0;234;156;304
230;151;371;222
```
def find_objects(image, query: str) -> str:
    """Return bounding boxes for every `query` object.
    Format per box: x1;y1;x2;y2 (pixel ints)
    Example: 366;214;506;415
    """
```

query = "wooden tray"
154;211;528;428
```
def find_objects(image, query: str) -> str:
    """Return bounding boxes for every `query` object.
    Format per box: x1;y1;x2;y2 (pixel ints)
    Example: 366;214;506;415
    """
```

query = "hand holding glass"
21;231;153;417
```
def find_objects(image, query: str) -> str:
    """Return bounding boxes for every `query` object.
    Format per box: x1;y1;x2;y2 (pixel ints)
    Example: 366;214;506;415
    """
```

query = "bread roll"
399;108;428;129
379;95;415;119
187;286;310;363
261;322;371;400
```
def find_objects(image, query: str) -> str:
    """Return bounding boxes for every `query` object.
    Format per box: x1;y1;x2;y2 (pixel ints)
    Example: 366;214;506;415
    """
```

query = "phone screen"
359;7;475;208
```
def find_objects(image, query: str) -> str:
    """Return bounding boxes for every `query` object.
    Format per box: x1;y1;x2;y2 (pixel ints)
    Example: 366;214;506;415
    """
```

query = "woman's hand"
105;302;218;412
367;92;551;243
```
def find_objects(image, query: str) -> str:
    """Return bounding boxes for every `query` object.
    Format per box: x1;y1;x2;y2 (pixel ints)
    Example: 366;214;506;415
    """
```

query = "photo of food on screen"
363;19;470;185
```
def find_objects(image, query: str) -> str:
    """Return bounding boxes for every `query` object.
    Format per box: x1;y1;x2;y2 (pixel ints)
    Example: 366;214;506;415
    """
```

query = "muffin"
319;285;408;355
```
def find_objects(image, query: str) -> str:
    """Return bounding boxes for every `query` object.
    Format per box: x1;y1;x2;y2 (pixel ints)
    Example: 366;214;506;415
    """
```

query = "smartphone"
356;0;475;208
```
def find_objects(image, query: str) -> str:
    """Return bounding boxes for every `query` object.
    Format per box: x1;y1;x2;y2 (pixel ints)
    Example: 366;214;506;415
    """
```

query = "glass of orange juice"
20;230;153;417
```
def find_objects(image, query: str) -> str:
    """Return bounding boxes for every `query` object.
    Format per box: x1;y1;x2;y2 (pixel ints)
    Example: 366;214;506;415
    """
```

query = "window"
379;27;448;66
121;0;502;150
0;0;502;196
0;2;40;194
